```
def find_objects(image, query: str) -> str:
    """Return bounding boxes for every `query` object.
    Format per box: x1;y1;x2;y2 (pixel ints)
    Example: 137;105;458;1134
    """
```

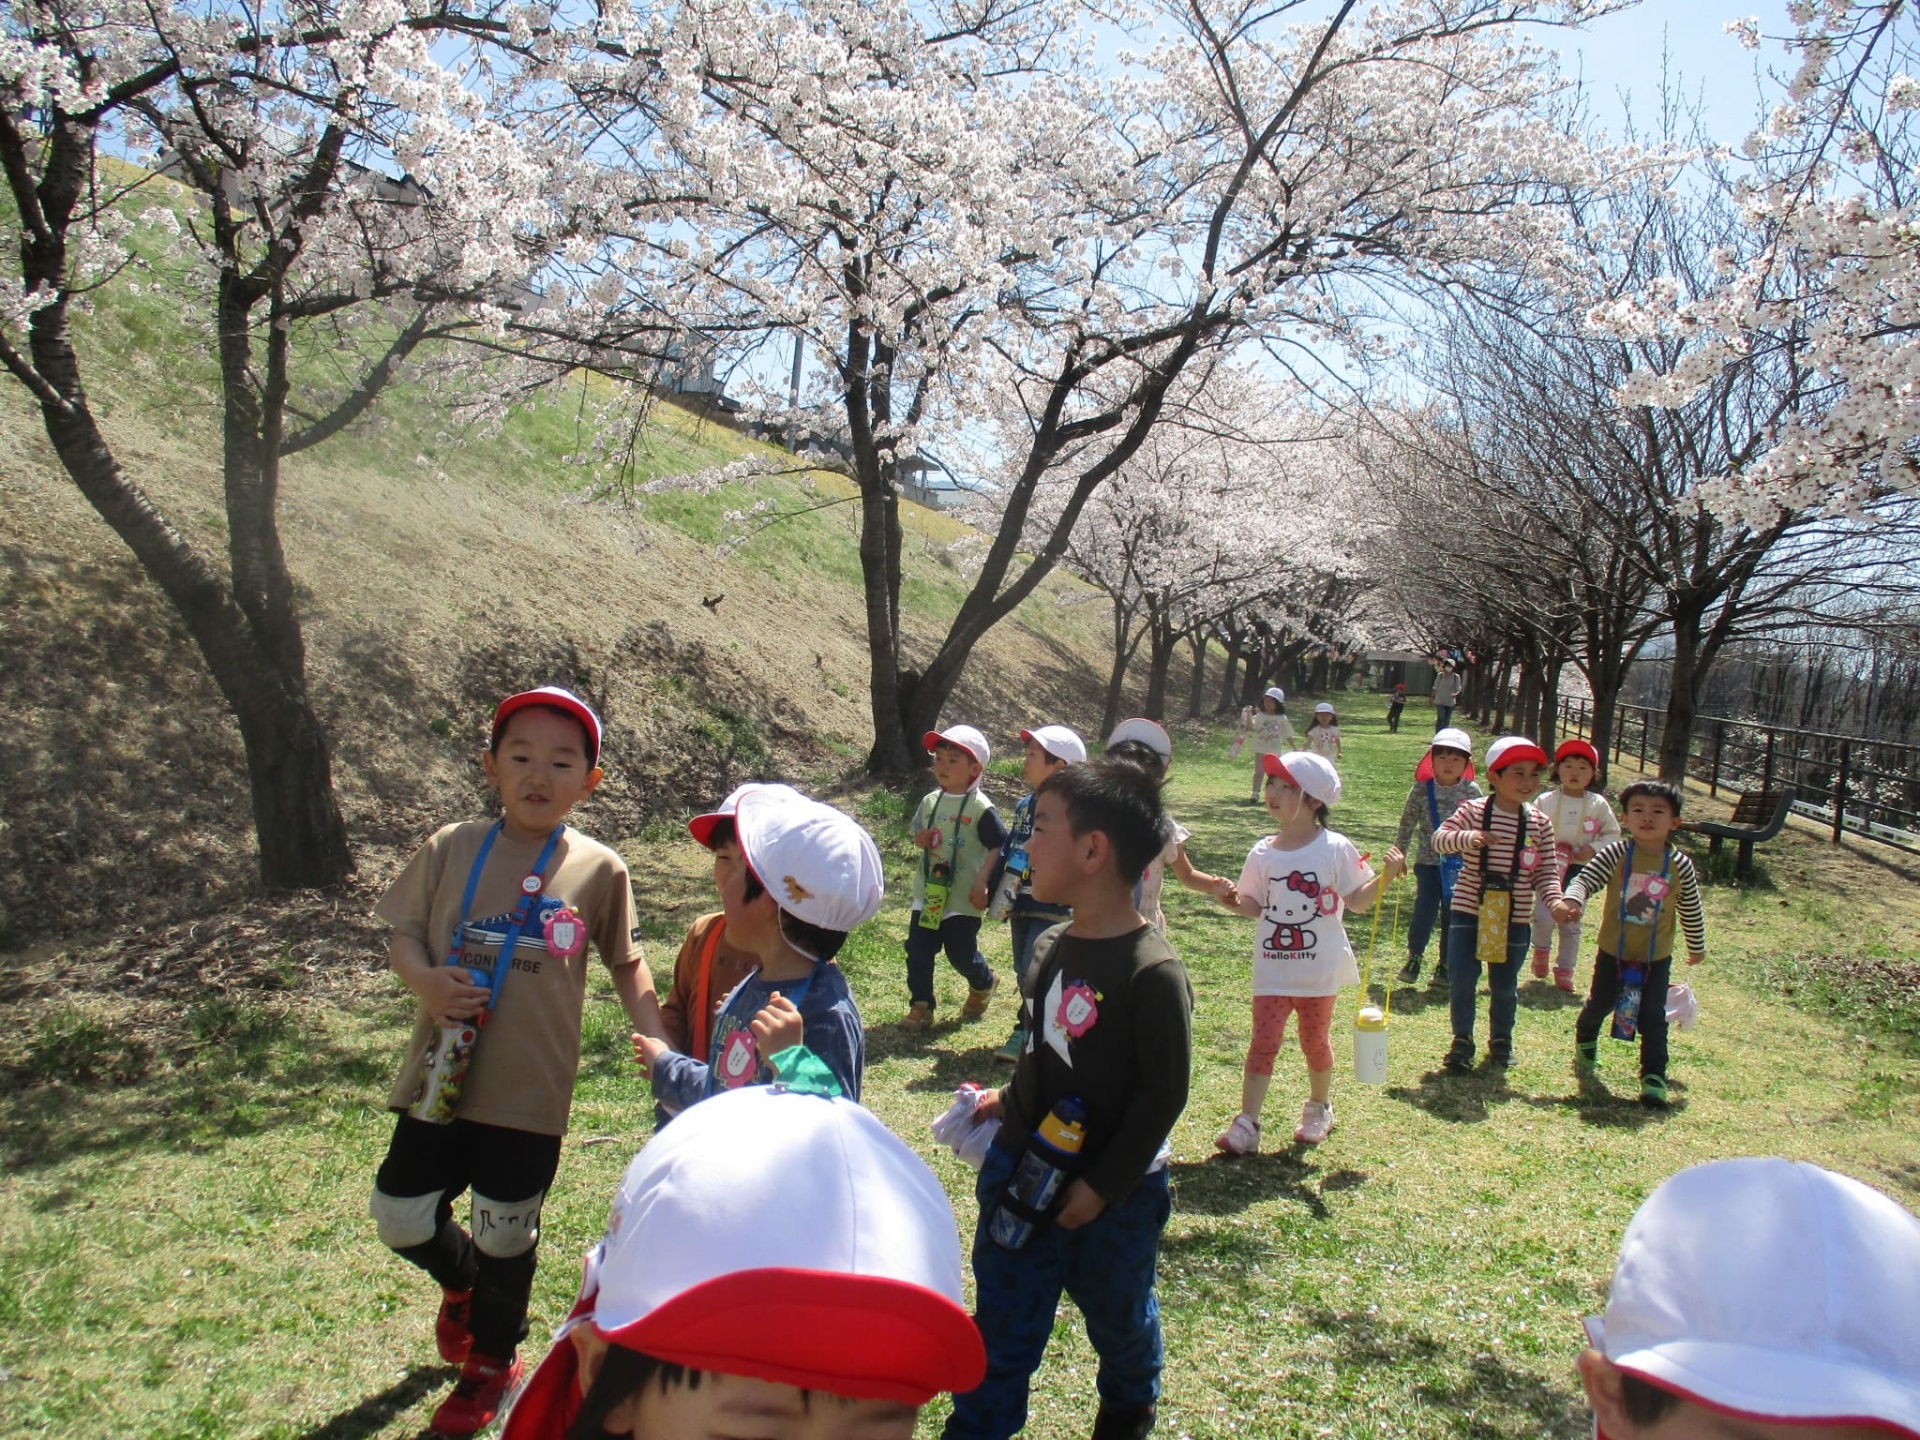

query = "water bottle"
988;1097;1088;1250
407;967;490;1125
1611;962;1645;1042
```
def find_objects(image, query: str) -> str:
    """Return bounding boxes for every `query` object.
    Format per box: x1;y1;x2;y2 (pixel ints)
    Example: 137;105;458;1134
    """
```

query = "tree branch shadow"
1167;1149;1369;1219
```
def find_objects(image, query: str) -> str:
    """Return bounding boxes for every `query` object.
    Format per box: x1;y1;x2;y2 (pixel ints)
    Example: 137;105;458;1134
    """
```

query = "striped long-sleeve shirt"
1432;797;1562;917
1564;841;1706;964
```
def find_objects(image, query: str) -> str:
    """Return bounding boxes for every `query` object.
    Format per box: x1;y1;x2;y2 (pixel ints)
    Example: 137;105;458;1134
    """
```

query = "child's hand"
912;828;938;850
1382;851;1408;882
411;966;491;1026
632;1030;670;1075
968;879;991;911
1687;951;1705;967
1552;899;1582;924
1572;843;1595;862
1054;1179;1107;1230
750;993;805;1057
974;1087;1005;1120
1215;880;1240;910
1465;829;1493;850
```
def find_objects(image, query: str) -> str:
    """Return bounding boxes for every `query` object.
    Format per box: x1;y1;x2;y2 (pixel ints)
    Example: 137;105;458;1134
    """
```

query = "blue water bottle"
988;1097;1089;1250
1612;962;1646;1042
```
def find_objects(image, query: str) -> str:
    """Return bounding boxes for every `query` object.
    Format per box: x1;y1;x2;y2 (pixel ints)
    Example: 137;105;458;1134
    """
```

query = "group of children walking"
366;682;1714;1440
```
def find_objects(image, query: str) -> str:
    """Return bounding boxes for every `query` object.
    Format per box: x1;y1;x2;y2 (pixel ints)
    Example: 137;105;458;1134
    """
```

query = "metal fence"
1555;696;1920;857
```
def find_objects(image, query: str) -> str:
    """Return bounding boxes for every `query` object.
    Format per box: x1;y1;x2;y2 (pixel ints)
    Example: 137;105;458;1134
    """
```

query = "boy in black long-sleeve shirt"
944;758;1192;1440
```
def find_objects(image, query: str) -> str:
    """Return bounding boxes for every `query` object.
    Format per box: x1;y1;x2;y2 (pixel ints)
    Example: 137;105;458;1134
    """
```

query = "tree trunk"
1143;616;1178;722
1659;614;1705;783
1186;631;1209;719
1101;599;1143;741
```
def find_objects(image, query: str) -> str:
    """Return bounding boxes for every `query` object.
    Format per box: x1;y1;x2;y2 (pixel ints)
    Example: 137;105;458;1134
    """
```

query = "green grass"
1;696;1916;1439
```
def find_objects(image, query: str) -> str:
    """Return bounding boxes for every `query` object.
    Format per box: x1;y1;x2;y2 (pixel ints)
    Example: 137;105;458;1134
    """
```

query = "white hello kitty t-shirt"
1236;830;1373;997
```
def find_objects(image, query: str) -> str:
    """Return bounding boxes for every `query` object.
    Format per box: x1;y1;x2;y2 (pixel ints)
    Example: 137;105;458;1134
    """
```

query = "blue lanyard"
1618;843;1671;948
453;822;564;1007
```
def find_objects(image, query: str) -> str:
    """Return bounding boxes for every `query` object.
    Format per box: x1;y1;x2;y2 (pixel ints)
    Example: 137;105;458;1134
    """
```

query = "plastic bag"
1665;982;1698;1031
931;1083;1001;1170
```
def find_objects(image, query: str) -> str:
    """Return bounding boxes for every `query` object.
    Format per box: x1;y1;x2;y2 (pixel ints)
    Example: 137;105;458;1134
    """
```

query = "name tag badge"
544;906;586;958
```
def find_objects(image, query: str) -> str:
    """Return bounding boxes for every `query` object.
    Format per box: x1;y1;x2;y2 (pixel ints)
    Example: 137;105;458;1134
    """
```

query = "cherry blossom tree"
0;0;671;884
588;0;1628;772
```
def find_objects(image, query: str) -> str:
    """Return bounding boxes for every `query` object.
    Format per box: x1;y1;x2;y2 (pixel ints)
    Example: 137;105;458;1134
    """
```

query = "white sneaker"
1214;1113;1260;1155
1294;1100;1335;1145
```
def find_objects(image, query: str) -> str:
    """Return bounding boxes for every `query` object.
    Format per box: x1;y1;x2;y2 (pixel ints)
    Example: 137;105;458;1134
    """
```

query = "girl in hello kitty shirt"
1213;751;1402;1151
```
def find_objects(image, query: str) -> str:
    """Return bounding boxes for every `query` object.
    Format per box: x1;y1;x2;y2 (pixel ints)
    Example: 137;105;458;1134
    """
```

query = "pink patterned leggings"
1245;994;1338;1074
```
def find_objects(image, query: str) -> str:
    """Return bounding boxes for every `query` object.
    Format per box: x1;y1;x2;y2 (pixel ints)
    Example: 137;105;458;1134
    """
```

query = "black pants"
374;1115;563;1357
1386;701;1405;732
905;911;995;1005
1575;952;1671;1079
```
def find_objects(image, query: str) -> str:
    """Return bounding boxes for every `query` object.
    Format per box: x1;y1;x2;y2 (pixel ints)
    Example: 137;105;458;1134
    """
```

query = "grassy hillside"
0;224;1133;944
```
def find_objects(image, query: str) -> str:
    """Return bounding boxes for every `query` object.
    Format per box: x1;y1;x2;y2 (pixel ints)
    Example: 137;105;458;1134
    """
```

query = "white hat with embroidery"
687;782;802;848
1019;724;1087;765
734;788;885;933
923;725;990;767
1261;750;1342;806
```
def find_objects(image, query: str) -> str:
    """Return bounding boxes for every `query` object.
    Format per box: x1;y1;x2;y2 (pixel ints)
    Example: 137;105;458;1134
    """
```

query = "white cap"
1431;727;1473;755
1263;687;1286;705
1586;1158;1920;1436
923;725;990;767
501;1088;986;1436
1485;735;1550;772
1262;750;1342;805
1313;701;1336;715
1106;717;1171;760
1019;724;1087;765
735;788;885;934
688;782;802;847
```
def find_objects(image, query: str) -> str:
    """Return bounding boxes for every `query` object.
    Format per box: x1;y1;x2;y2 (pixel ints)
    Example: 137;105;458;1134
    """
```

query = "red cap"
1554;738;1601;768
1486;737;1551;772
491;687;601;766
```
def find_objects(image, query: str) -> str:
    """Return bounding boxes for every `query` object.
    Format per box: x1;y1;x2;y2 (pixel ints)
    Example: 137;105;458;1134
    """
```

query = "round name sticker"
543;906;585;959
521;875;543;895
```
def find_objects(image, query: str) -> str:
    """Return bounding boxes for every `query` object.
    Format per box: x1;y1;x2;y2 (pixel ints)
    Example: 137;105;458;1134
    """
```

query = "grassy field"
2;693;1916;1440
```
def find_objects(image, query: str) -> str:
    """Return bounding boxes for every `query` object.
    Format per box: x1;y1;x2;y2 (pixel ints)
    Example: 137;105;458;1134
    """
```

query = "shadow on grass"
1167;1150;1369;1219
1375;981;1443;1016
1517;983;1584;1013
1298;1306;1590;1438
1522;1077;1683;1130
1;1015;390;1173
1384;1066;1521;1125
291;1364;456;1440
887;1034;1010;1091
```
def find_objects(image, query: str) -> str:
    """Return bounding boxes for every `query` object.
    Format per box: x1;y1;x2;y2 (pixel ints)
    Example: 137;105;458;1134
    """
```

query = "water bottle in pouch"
408;967;489;1124
988;1097;1088;1250
920;859;952;929
1612;961;1646;1042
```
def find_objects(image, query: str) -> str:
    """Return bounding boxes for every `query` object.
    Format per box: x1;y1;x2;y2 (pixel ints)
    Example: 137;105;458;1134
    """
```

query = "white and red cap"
501;1088;987;1438
1485;736;1550;772
492;687;602;765
1106;717;1172;760
923;725;990;768
1263;687;1286;705
735;787;885;936
1417;728;1477;783
687;782;802;848
1584;1157;1920;1438
1261;750;1342;806
1554;738;1601;769
1019;724;1087;765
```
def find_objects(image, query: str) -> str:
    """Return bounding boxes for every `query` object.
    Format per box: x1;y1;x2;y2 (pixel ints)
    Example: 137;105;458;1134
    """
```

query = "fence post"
1833;741;1851;844
1613;708;1625;765
1761;731;1775;794
1710;721;1723;798
1638;707;1649;772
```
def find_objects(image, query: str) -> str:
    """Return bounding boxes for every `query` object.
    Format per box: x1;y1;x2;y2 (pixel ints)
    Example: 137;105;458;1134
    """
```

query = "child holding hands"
1215;752;1400;1152
1531;739;1620;989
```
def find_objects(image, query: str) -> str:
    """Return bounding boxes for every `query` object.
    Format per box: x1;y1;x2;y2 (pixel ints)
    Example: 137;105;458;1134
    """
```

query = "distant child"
980;724;1088;1063
1431;663;1463;729
1431;736;1564;1072
499;1086;987;1440
1214;752;1399;1153
1233;687;1296;801
1386;682;1407;733
369;687;669;1438
1385;728;1482;987
1531;739;1620;990
1553;779;1704;1107
1305;702;1343;760
900;725;1007;1031
1577;1157;1920;1440
635;787;882;1109
1104;717;1236;932
944;757;1192;1440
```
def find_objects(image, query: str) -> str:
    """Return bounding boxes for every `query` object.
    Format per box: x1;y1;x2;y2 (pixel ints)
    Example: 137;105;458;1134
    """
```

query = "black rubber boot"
1091;1403;1157;1440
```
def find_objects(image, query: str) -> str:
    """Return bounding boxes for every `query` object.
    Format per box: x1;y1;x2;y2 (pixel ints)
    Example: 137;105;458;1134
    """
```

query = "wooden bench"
1685;789;1793;880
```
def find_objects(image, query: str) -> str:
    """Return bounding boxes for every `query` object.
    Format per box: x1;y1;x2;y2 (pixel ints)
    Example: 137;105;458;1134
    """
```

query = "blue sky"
1549;1;1795;145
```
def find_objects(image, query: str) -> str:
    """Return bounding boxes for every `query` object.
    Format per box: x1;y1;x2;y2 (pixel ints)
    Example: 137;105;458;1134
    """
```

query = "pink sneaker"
1214;1114;1260;1155
1294;1101;1335;1145
1553;968;1576;992
1531;949;1550;979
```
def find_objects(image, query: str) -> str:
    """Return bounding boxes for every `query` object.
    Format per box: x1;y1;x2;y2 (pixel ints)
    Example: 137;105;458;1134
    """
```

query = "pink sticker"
1520;845;1540;871
718;1030;758;1088
1317;889;1340;916
1583;816;1602;835
543;906;585;959
1644;876;1671;902
1057;981;1100;1038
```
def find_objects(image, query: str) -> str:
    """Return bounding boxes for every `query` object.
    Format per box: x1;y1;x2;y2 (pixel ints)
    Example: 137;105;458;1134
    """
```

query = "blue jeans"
1408;864;1446;966
944;1144;1171;1440
1447;914;1528;1053
905;912;995;1006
